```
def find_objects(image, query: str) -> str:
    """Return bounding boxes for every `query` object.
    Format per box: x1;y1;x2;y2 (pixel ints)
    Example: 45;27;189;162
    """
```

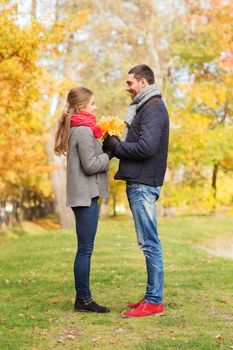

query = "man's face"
126;73;148;99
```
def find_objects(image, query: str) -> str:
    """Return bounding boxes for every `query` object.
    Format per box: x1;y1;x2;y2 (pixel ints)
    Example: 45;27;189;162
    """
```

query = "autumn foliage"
0;0;232;227
99;116;125;138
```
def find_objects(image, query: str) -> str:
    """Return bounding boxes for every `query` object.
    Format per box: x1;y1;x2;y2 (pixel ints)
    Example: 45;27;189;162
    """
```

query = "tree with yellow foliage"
168;0;233;211
0;4;53;226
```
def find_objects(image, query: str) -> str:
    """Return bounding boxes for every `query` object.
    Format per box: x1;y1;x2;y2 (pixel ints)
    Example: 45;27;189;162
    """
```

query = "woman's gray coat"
66;126;109;207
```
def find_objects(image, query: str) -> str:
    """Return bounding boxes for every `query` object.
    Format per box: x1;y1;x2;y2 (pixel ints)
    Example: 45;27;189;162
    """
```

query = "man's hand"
103;135;120;155
104;149;114;160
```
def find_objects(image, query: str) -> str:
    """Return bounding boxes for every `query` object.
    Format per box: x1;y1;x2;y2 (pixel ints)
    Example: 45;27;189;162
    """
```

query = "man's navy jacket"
114;96;169;187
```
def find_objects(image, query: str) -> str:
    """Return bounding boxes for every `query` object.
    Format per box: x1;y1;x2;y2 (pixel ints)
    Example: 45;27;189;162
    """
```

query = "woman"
54;87;111;313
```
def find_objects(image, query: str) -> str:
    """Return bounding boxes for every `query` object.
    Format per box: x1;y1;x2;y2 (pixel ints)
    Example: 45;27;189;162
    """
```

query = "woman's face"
82;95;97;114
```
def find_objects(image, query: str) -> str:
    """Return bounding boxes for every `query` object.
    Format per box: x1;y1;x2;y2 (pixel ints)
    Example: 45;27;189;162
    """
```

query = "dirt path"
200;240;233;259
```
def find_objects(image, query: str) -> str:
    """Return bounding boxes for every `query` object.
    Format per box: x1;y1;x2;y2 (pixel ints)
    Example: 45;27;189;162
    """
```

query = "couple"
54;64;169;318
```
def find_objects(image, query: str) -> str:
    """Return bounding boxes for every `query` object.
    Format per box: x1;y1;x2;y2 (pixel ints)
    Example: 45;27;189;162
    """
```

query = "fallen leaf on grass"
58;332;76;343
0;317;6;323
92;336;103;343
114;327;126;333
215;334;223;340
67;334;76;340
110;338;118;344
38;331;48;337
51;300;58;304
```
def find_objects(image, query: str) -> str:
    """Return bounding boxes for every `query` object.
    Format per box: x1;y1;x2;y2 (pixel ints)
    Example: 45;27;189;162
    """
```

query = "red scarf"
70;110;103;139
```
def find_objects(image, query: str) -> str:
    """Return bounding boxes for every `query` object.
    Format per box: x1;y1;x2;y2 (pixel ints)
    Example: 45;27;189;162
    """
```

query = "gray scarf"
122;84;161;140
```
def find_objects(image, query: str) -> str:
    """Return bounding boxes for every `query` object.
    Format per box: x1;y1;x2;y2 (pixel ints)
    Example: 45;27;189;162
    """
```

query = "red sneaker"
122;301;164;318
127;297;145;309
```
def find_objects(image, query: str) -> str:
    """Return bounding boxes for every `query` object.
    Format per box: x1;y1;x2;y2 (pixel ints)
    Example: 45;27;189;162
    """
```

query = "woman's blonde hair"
54;87;93;156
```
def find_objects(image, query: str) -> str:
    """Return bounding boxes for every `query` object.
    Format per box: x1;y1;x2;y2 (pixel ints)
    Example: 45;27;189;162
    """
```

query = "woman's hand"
102;132;109;140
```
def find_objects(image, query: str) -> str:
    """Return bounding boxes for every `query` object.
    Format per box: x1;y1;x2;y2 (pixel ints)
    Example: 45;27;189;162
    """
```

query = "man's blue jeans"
71;197;99;301
126;183;164;304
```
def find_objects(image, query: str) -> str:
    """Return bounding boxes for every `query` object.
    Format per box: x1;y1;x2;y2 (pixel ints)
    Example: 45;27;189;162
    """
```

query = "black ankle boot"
74;297;110;313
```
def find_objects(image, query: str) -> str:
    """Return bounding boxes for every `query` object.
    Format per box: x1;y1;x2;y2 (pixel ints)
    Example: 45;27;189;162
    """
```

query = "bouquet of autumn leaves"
98;116;125;139
98;116;125;159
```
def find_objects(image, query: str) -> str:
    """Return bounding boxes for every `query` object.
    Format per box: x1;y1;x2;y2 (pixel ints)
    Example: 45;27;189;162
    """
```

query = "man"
103;64;169;317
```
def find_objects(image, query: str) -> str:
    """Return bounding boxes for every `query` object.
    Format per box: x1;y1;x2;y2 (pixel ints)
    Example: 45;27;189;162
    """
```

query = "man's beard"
128;90;137;99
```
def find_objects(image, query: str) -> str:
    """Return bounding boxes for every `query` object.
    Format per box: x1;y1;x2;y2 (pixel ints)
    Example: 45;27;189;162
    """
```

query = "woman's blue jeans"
71;197;99;301
126;183;164;304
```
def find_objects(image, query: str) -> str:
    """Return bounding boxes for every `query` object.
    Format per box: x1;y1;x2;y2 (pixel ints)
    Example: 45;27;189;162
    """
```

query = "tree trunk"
211;162;219;213
46;131;74;228
99;199;110;218
45;32;75;229
55;0;60;21
31;0;36;20
112;193;117;217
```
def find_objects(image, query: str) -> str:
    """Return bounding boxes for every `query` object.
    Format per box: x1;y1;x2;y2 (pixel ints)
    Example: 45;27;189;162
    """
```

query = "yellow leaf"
99;116;125;138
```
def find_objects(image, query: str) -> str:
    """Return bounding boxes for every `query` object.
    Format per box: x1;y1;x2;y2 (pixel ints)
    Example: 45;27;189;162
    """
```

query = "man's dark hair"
128;64;155;84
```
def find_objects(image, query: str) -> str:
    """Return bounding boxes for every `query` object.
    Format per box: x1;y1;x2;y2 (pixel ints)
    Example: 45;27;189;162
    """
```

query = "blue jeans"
126;183;164;304
71;197;99;300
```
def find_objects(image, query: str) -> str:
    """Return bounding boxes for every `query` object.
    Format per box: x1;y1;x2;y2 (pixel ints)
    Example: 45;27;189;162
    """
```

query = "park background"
0;0;232;349
0;0;233;228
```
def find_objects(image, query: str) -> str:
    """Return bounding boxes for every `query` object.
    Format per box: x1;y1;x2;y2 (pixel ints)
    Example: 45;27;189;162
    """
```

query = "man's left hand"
103;135;120;154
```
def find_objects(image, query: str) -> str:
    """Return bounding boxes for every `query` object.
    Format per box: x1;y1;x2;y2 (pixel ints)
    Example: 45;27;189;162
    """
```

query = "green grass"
0;215;233;350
